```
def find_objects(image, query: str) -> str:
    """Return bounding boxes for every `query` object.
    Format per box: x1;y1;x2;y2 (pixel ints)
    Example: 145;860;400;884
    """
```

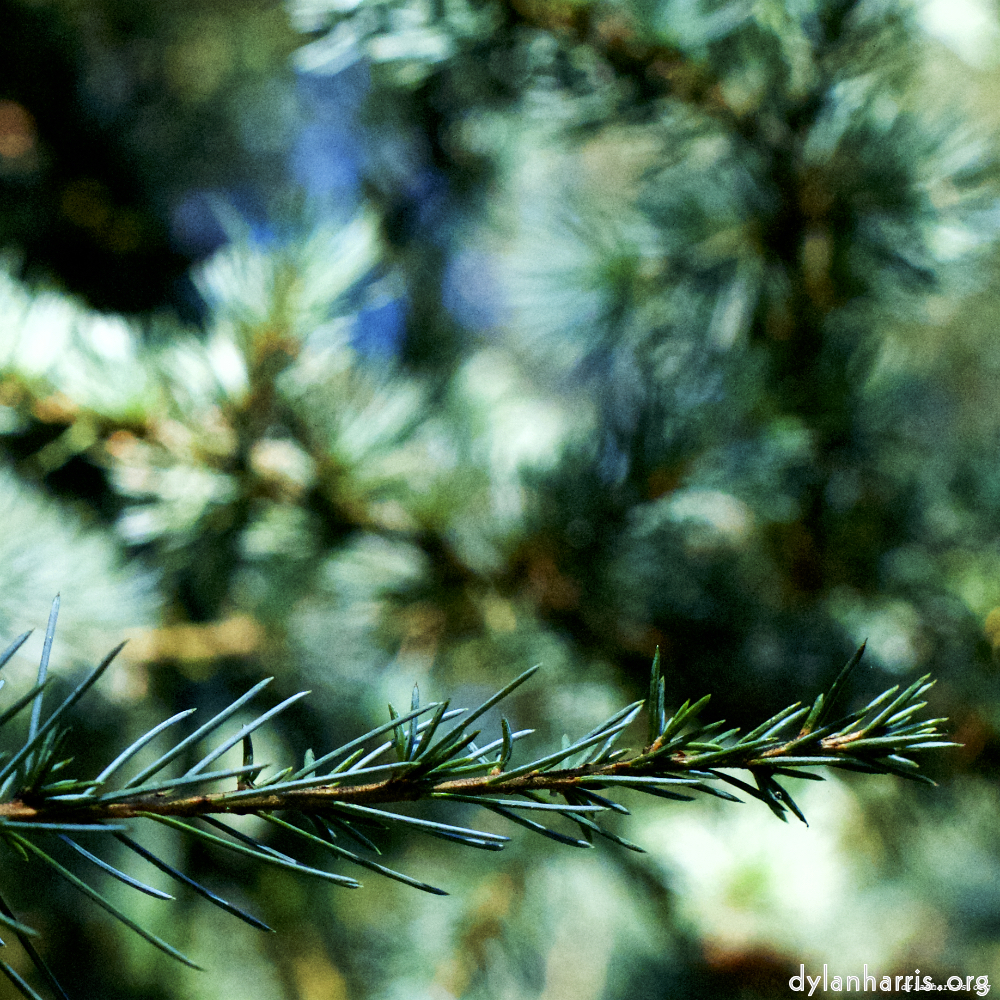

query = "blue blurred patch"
353;296;406;358
170;186;276;254
443;249;502;330
292;68;365;204
291;122;359;200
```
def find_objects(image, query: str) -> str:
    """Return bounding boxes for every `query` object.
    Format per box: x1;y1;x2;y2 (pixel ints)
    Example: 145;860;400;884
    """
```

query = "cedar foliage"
0;0;996;997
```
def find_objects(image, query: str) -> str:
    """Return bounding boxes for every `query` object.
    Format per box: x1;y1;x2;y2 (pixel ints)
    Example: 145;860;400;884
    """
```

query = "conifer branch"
0;626;957;836
0;604;958;1000
501;0;727;117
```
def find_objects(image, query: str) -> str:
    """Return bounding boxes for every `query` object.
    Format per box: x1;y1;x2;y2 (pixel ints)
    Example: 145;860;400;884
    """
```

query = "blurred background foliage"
0;0;999;996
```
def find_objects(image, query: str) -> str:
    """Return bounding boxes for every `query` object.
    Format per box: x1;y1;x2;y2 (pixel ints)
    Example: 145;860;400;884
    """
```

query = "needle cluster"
0;598;957;1000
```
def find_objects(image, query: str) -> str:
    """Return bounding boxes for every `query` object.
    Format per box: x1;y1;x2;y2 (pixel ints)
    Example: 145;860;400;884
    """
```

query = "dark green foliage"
0;0;996;996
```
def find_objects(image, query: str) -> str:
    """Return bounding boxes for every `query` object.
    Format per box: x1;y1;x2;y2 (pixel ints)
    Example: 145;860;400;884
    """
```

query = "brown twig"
0;732;891;825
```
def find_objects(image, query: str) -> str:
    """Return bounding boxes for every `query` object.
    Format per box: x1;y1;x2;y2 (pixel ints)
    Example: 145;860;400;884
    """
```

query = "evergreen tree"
0;0;995;997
